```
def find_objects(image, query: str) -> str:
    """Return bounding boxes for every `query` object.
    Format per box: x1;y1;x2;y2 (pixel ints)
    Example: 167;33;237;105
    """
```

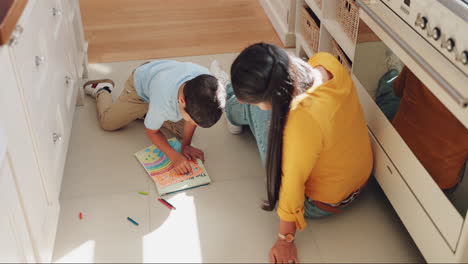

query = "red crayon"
79;212;83;220
158;198;175;210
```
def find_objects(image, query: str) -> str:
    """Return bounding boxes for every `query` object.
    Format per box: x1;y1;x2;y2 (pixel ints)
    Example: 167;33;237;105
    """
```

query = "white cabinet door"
0;0;86;261
10;1;52;123
11;0;80;200
0;157;36;263
1;43;59;263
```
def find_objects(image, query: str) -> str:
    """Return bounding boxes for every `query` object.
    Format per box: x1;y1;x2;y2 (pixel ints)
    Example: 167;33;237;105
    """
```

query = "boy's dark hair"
183;74;225;128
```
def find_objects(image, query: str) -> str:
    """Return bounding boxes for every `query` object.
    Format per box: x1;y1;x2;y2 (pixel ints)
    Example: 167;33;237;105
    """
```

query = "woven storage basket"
337;0;359;42
331;40;352;73
314;0;323;9
300;6;320;53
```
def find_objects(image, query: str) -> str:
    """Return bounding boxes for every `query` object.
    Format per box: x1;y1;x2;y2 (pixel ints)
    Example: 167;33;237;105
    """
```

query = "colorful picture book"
135;138;211;196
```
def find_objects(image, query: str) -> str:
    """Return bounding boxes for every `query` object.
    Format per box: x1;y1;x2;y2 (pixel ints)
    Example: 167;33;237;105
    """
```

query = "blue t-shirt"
133;60;210;130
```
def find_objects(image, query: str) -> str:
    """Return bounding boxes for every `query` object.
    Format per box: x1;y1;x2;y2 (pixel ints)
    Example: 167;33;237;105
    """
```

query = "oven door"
353;0;468;258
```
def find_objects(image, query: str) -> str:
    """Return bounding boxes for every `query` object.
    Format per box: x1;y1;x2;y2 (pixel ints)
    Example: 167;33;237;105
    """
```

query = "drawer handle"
35;56;46;67
52;133;62;144
52;8;62;17
65;76;74;85
9;25;24;46
386;165;393;175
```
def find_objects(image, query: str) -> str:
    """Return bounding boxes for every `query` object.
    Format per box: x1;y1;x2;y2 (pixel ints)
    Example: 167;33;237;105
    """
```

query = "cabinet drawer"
34;102;66;198
48;20;78;129
46;23;77;193
40;23;72;194
10;2;53;128
44;0;65;42
369;132;453;262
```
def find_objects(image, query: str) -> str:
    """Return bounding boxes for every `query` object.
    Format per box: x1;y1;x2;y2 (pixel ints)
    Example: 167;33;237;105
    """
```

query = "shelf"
296;33;314;58
304;0;322;20
323;18;356;60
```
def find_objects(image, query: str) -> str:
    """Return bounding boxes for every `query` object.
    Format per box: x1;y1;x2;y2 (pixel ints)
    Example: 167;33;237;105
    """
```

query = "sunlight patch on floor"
143;193;202;262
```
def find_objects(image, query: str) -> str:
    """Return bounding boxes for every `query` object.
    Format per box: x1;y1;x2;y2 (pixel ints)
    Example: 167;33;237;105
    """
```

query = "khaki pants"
96;71;185;138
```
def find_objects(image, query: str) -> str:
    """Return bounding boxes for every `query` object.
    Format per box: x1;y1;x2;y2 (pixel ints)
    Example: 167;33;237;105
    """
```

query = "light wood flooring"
79;0;283;62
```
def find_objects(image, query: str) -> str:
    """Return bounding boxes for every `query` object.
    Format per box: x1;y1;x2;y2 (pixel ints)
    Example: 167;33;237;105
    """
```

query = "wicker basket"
337;0;359;42
331;40;352;73
300;7;320;53
314;0;323;9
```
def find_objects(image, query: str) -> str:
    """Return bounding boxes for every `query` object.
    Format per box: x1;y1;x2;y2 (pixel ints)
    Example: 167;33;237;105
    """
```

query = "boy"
84;60;226;175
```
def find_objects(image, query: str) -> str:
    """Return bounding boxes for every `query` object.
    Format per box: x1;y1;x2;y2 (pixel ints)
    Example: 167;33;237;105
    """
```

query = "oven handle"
356;0;468;108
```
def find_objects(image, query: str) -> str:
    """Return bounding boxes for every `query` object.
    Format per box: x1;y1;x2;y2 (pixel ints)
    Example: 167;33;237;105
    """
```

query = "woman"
212;43;373;263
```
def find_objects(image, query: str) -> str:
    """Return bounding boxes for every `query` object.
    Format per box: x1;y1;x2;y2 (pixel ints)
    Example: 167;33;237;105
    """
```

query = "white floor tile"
60;104;151;199
53;192;151;263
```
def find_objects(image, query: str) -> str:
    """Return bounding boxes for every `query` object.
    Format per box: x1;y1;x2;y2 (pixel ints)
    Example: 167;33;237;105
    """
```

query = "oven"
351;0;468;262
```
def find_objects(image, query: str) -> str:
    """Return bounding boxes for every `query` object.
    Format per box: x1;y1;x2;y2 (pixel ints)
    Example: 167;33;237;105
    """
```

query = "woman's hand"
172;153;192;175
269;239;298;264
182;145;205;162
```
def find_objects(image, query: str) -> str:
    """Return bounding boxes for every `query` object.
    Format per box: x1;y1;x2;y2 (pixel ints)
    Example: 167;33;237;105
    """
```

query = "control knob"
415;14;428;30
442;38;455;52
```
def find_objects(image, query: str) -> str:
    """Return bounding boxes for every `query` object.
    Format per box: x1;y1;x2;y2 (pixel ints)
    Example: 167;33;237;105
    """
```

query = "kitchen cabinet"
0;0;87;262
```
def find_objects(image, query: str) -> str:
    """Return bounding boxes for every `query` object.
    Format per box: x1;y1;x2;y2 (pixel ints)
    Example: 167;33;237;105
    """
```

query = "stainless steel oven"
353;0;468;262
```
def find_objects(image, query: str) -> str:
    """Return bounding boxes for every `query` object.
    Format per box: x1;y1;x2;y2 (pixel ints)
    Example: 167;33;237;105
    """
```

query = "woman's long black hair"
231;43;295;211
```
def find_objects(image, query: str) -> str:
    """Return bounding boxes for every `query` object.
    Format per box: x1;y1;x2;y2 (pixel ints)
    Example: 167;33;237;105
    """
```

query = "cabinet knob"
65;76;74;85
52;8;62;17
9;25;24;46
35;56;46;67
52;133;62;144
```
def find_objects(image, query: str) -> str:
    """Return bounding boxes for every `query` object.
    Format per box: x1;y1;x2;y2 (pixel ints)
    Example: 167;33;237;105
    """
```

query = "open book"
135;138;211;196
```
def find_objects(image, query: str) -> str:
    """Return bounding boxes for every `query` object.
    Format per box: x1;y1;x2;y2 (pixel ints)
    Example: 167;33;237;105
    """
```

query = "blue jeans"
304;198;333;218
225;84;331;218
225;84;271;165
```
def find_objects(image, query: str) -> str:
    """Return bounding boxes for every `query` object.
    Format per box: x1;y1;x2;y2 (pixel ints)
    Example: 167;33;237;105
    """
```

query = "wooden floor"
79;0;283;63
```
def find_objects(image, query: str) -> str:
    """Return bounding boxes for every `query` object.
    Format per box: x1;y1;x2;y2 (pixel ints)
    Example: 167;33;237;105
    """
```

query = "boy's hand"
182;145;205;162
172;153;192;175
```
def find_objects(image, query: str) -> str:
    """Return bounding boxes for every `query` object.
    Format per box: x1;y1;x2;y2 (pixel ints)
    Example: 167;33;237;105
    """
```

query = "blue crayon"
127;217;139;226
